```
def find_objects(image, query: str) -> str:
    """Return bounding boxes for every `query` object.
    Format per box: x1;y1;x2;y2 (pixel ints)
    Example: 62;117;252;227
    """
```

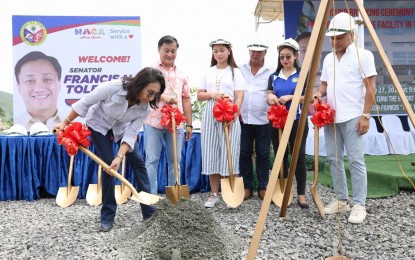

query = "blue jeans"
239;122;270;191
269;120;308;195
89;127;156;224
324;117;367;206
143;124;184;194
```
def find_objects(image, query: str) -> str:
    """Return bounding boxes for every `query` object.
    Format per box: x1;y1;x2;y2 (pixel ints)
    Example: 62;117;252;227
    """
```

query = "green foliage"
0;91;13;125
190;87;206;121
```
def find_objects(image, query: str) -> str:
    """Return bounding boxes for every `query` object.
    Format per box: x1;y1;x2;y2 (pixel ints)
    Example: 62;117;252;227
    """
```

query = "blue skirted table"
0;132;208;201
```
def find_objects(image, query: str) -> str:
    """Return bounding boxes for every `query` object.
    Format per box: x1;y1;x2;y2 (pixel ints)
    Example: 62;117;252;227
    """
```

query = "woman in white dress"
197;39;245;208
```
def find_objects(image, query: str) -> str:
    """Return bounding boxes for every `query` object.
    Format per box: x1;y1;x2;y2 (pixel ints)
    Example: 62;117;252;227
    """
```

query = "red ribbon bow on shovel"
161;104;186;132
267;104;289;129
310;100;335;128
56;122;91;156
213;98;238;122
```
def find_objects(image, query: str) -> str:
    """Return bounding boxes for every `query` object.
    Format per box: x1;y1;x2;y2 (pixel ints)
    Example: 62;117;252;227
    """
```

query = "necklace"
215;66;227;91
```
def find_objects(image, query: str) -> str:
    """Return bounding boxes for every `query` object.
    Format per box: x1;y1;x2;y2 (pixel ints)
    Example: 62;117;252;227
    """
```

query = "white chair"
305;117;326;156
362;118;389;155
407;116;415;141
381;115;415;155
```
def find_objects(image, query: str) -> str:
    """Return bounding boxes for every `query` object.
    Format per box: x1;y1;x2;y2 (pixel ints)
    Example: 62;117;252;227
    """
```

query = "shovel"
165;114;190;204
56;155;79;207
77;146;161;205
271;128;294;207
221;125;244;208
86;165;103;206
311;126;325;218
115;157;132;205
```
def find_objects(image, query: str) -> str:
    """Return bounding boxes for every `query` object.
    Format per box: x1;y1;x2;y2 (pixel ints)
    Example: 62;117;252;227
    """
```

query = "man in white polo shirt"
239;40;275;200
313;12;377;224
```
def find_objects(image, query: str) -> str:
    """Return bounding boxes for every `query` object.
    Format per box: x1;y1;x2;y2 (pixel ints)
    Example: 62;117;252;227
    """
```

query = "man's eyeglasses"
146;89;160;99
279;55;293;61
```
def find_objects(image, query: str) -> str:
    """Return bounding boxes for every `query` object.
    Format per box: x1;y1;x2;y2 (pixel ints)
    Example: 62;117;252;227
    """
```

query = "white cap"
277;38;299;52
326;12;355;37
247;41;268;51
209;38;232;47
29;122;51;136
6;124;28;136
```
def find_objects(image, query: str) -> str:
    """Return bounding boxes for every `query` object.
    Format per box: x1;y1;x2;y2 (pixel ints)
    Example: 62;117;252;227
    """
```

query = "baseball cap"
325;12;355;37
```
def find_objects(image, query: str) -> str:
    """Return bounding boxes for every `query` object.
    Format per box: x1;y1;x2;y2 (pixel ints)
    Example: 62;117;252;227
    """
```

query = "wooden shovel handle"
313;126;319;185
171;115;180;184
67;155;75;194
224;126;234;189
278;129;284;179
120;157;126;192
78;146;141;198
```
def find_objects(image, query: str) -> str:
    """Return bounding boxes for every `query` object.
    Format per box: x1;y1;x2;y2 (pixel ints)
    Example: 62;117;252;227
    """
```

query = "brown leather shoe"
258;190;266;200
244;189;253;200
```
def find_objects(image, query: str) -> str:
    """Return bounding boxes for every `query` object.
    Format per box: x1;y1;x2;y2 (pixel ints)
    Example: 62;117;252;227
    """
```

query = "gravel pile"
1;180;414;260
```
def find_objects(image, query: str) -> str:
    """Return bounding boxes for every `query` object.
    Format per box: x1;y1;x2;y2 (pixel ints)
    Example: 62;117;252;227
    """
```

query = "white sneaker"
348;204;367;224
204;193;220;208
324;199;350;214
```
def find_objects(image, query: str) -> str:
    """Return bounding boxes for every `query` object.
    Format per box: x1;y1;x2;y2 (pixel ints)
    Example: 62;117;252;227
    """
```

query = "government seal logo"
20;21;47;46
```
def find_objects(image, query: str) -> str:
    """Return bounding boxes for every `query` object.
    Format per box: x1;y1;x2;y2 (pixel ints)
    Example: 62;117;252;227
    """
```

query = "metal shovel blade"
56;155;79;208
165;183;190;204
311;127;325;218
86;165;102;206
271;177;294;208
115;185;132;205
115;158;132;205
221;126;244;208
78;146;161;205
271;129;294;208
165;114;190;204
221;176;244;208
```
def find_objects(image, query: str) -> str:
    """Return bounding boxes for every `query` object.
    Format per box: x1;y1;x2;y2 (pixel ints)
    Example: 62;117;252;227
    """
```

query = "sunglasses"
279;55;293;61
145;89;160;99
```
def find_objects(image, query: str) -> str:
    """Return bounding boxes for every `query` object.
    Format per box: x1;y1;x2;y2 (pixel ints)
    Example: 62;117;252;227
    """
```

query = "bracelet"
116;154;125;159
64;117;71;124
186;125;193;129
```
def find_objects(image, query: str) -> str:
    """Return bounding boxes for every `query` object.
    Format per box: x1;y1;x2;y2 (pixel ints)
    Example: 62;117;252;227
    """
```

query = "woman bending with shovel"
55;67;166;231
197;39;245;208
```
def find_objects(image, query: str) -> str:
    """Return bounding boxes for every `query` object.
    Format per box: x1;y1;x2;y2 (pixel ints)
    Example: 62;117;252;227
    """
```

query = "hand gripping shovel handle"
77;146;160;205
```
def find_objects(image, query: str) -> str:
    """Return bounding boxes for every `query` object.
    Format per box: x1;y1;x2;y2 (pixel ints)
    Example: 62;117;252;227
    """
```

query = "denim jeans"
324;117;367;206
269;120;308;195
239;122;270;191
143;124;184;194
89;127;156;224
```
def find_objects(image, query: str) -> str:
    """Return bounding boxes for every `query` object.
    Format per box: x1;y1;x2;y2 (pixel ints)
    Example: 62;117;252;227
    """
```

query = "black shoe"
297;200;309;209
100;223;113;232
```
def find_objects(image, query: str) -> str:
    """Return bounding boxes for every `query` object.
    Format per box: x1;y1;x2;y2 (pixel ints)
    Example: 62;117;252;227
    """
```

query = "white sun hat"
325;12;355;37
6;124;28;136
277;38;299;52
29;122;51;136
209;38;232;47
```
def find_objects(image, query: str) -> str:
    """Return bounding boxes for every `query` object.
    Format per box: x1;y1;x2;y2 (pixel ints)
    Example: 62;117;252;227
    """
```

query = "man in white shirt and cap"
239;40;275;200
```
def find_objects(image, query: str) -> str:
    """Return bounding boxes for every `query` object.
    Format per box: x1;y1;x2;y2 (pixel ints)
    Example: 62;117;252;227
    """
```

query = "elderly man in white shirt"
239;40;275;200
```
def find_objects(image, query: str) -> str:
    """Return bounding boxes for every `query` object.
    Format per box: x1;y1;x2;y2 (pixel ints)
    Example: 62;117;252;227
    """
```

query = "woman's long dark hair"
210;44;238;79
123;67;166;109
275;46;301;76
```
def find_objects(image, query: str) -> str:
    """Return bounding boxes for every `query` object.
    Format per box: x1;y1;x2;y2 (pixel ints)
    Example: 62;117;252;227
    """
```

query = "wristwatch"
361;113;371;120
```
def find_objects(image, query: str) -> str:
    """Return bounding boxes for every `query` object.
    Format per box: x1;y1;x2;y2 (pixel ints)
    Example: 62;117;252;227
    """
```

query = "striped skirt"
200;99;241;176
